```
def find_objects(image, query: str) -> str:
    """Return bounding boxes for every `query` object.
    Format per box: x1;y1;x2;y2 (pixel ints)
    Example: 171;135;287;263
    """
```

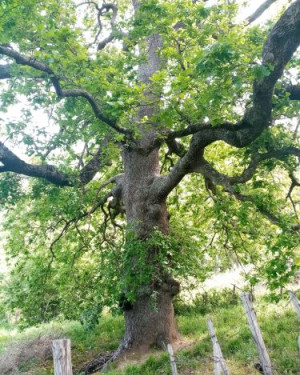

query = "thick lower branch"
0;141;72;186
0;139;117;186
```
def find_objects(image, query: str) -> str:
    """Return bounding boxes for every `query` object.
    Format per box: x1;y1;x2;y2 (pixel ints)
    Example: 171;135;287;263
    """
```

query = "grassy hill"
0;290;299;375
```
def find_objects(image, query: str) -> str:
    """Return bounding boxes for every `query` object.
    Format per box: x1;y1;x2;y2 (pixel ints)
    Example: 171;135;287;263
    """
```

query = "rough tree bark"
120;147;180;351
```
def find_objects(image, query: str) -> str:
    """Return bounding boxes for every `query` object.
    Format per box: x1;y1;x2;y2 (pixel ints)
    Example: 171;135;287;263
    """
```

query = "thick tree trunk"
117;147;180;352
122;285;180;352
113;1;179;353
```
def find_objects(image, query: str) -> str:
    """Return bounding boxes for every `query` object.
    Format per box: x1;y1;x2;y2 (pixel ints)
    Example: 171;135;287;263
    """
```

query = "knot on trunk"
159;277;180;297
148;203;162;220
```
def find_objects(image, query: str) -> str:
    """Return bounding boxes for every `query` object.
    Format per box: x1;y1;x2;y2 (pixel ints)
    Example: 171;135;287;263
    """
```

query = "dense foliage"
0;0;299;328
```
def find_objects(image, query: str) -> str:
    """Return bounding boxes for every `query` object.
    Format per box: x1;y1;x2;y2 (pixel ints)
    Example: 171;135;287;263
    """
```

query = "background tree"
0;0;299;357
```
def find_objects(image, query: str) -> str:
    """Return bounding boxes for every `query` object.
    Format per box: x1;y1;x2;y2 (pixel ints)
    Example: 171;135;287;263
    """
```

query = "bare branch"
233;192;299;232
286;172;300;218
0;45;131;136
165;138;186;157
97;34;115;51
196;153;300;231
97;3;118;51
247;0;279;24
78;1;121;50
50;190;114;250
79;137;113;185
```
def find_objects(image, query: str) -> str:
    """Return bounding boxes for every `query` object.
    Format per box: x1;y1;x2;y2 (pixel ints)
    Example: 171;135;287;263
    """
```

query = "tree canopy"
0;0;299;351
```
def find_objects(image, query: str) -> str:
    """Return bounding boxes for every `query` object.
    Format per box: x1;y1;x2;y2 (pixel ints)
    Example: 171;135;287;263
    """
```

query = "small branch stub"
289;291;300;320
167;343;178;375
241;292;273;375
52;339;73;375
207;318;229;375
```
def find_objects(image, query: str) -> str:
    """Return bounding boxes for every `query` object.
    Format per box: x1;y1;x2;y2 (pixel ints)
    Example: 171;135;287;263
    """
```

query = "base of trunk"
80;281;180;373
121;287;180;353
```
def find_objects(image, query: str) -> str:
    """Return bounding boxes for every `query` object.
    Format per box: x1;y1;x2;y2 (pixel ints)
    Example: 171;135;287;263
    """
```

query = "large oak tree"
0;0;299;358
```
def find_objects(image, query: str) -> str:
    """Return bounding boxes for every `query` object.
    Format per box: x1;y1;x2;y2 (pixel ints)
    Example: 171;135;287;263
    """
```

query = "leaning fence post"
241;292;273;375
289;291;300;351
167;343;178;375
207;318;229;375
289;291;300;319
52;339;73;375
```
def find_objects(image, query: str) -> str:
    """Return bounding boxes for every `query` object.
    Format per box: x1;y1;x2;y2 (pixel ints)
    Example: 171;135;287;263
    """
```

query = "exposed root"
76;341;149;374
76;337;185;374
76;352;114;374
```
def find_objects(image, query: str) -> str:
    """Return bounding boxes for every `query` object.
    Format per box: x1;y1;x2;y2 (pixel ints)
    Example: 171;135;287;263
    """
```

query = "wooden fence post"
289;291;300;351
289;291;300;319
241;292;273;375
207;318;229;375
52;339;73;375
167;344;178;375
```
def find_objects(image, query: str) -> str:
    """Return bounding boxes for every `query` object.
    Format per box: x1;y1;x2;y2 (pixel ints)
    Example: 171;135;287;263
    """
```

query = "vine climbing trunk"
122;286;180;351
117;147;180;352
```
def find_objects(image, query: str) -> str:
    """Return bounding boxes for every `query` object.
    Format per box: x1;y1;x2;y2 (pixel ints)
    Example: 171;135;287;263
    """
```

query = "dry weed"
0;333;63;374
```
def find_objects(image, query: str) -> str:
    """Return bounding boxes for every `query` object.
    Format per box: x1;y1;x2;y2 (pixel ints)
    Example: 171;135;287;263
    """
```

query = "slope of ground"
0;290;299;375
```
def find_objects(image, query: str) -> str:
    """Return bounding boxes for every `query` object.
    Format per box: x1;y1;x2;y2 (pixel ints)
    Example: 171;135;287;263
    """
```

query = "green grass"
0;298;299;375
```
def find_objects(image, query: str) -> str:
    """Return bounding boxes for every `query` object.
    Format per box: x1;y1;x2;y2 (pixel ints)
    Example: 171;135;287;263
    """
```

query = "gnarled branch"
97;3;118;51
155;0;300;199
193;154;299;231
229;147;300;184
